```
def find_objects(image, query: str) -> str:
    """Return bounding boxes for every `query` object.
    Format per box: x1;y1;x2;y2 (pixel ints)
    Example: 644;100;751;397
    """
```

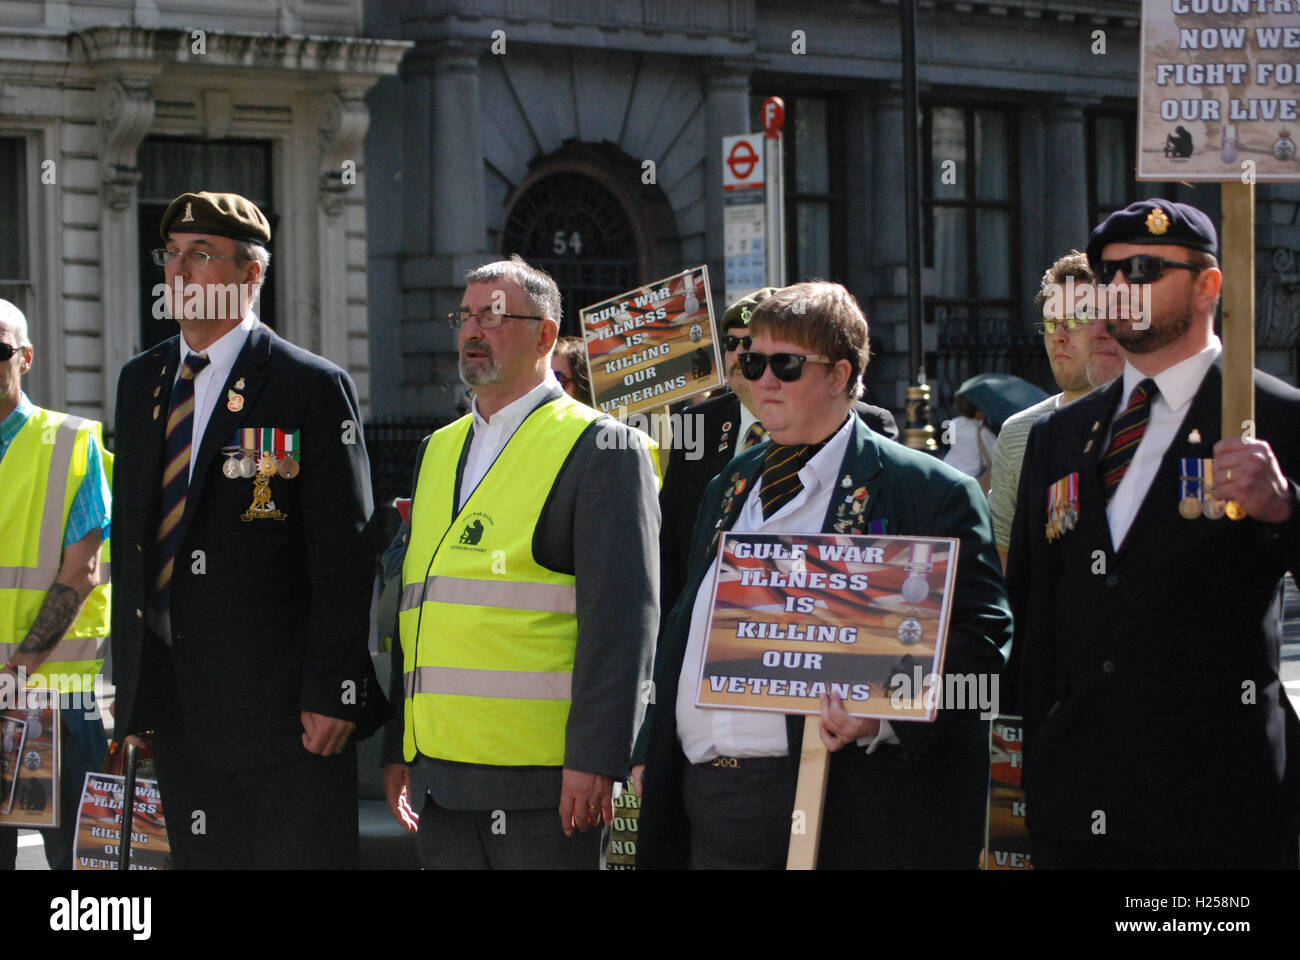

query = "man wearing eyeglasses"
110;191;382;867
634;281;1010;868
657;289;898;622
988;251;1125;563
382;255;659;869
1007;199;1300;868
0;300;111;870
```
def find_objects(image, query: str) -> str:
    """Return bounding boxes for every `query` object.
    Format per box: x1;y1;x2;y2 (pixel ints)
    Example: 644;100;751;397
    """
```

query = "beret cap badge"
1145;208;1170;235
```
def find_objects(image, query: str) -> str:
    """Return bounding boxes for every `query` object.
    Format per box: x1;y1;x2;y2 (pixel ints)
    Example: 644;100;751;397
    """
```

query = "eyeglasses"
552;369;573;387
448;310;545;330
738;351;834;382
0;342;21;362
1033;315;1095;336
723;334;753;352
1095;255;1198;285
151;249;246;269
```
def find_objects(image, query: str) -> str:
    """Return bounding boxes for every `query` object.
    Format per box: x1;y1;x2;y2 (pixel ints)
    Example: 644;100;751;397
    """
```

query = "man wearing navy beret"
1007;199;1300;868
110;191;383;867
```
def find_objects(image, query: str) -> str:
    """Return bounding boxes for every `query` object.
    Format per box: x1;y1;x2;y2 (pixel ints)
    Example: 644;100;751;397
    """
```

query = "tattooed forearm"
17;583;83;656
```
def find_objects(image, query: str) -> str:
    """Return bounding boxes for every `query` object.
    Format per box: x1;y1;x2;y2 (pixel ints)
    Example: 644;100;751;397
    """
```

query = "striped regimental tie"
760;438;827;520
1098;377;1158;502
152;352;211;605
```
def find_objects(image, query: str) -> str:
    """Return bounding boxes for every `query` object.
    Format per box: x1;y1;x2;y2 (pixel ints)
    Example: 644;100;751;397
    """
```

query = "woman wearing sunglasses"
634;281;1010;869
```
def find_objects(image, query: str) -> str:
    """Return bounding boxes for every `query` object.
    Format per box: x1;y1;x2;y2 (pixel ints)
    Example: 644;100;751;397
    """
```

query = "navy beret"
1086;200;1217;270
161;191;271;246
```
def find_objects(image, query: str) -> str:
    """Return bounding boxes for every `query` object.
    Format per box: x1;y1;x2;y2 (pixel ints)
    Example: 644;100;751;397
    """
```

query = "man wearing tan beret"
110;191;384;867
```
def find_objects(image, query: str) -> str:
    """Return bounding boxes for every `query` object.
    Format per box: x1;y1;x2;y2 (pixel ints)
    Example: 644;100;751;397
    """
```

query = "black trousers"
680;756;797;869
416;795;601;869
143;633;358;869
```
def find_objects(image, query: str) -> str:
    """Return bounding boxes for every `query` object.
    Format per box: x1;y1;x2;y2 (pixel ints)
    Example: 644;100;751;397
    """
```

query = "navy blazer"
1007;363;1300;857
110;324;384;770
637;414;1010;868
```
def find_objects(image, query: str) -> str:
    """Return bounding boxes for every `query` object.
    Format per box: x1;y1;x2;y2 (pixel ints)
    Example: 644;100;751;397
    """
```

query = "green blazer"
635;414;1012;868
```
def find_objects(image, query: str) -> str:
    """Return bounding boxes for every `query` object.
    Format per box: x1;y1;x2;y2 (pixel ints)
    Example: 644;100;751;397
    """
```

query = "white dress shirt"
461;374;562;510
675;412;897;763
177;314;258;483
1105;338;1221;550
737;403;760;449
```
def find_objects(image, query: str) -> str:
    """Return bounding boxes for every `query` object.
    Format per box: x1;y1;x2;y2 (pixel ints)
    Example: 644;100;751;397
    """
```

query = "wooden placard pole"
786;716;831;870
1220;182;1255;509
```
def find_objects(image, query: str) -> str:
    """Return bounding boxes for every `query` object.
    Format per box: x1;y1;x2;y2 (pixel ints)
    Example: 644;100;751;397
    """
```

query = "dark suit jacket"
1006;363;1300;857
637;415;1010;868
659;390;899;621
111;323;384;771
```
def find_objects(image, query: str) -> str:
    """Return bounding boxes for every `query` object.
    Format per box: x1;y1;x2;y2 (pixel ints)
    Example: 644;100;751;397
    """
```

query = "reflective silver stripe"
0;567;59;590
0;416;95;595
0;634;106;662
37;415;84;575
97;561;111;586
398;576;576;615
404;666;572;700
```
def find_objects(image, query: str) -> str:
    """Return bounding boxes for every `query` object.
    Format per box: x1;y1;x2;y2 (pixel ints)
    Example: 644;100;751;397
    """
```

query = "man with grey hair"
111;191;381;868
382;254;660;869
0;299;112;869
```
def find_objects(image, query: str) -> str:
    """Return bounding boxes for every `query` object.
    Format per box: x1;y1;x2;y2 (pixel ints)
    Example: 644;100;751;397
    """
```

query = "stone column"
1042;99;1092;257
96;76;154;425
703;64;750;308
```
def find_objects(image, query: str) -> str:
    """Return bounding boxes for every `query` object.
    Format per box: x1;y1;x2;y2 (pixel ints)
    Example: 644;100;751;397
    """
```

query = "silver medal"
901;575;929;605
898;618;923;645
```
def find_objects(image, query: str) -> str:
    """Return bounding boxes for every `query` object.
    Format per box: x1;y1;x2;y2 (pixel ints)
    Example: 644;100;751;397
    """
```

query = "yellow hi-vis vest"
399;393;613;767
0;407;111;691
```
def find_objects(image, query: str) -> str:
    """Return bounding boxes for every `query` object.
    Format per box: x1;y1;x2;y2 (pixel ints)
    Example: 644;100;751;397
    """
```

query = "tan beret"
160;191;271;246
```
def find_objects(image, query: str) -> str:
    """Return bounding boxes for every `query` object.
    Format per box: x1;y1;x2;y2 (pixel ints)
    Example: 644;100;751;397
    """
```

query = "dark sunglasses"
738;351;833;382
0;342;21;362
723;334;753;352
1096;255;1199;285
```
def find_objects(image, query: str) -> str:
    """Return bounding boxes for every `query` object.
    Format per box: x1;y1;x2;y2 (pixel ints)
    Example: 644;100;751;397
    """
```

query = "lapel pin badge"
227;389;244;412
1188;428;1202;444
152;405;160;421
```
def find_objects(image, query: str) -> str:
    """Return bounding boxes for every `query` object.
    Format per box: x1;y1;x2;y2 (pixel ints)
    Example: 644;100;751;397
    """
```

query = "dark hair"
553;336;593;405
1034;250;1093;316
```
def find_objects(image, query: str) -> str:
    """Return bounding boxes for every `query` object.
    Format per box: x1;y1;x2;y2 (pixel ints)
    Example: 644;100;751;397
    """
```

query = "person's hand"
558;768;614;836
300;711;355;756
630;764;646;798
382;763;420;832
1213;437;1294;524
818;693;881;752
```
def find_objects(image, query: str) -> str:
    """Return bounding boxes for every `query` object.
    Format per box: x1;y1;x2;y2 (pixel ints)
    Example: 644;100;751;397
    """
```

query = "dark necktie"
760;440;826;519
153;351;211;605
740;422;768;451
1099;378;1158;502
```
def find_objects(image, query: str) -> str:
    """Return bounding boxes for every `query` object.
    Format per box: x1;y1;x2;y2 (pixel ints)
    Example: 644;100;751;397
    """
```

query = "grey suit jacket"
386;385;660;810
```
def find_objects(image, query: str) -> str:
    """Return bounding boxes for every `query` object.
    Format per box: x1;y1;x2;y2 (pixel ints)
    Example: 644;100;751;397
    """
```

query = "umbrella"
955;373;1050;431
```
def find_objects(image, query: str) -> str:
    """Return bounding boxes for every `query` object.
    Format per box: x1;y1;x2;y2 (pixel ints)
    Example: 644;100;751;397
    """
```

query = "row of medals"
221;449;299;480
1180;484;1242;521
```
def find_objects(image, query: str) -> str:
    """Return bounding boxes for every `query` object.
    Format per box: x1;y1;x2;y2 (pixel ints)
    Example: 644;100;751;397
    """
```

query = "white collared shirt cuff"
856;719;900;754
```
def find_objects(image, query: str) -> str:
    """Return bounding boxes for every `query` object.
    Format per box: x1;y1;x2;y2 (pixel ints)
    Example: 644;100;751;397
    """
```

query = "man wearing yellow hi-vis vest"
382;256;660;869
0;300;111;870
